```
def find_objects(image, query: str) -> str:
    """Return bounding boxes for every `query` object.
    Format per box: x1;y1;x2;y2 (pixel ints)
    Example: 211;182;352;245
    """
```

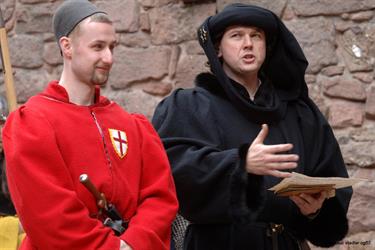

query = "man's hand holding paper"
269;172;363;198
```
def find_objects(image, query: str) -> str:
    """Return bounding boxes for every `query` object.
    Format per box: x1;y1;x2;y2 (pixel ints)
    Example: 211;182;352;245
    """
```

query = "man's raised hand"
245;124;299;178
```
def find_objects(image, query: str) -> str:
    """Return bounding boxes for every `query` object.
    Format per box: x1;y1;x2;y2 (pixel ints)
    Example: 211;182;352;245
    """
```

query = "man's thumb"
253;124;268;144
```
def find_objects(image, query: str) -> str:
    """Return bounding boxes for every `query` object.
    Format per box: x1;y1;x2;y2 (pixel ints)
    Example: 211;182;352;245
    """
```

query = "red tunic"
2;81;178;250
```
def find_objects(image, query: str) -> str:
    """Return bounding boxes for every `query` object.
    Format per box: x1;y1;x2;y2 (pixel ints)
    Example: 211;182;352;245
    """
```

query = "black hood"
197;3;309;122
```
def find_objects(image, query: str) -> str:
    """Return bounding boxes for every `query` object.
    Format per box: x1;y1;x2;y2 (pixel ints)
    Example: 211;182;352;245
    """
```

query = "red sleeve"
121;114;178;250
2;107;120;249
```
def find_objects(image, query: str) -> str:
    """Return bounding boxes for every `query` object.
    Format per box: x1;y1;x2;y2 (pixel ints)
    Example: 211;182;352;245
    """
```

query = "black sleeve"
295;99;352;247
152;89;265;224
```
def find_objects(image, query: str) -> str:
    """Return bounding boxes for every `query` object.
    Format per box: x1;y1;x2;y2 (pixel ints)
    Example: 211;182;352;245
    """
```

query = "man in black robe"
152;3;352;250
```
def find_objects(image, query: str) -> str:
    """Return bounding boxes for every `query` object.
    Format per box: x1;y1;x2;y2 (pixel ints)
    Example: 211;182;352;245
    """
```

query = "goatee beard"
92;72;109;86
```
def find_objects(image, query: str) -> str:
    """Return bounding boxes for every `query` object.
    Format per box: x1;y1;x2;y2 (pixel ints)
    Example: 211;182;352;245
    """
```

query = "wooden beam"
0;7;17;113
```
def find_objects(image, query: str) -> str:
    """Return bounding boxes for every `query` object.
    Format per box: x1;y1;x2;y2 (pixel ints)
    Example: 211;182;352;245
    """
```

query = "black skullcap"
209;4;278;46
52;0;106;43
197;3;309;110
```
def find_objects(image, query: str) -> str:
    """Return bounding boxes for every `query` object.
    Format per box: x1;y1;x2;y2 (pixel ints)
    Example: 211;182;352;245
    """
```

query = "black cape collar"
195;72;287;124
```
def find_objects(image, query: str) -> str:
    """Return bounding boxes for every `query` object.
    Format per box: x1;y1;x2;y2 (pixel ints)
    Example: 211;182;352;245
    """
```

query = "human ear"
59;37;72;58
217;46;222;58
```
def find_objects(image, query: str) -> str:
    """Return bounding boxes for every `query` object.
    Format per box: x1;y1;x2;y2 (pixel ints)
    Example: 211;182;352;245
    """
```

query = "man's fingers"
263;143;294;154
268;169;293;178
300;192;326;203
266;153;299;163
298;194;312;204
289;196;302;205
252;124;269;145
269;162;298;169
249;162;296;177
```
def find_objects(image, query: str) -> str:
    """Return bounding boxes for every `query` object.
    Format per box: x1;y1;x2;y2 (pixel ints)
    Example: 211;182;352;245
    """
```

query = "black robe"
152;72;352;250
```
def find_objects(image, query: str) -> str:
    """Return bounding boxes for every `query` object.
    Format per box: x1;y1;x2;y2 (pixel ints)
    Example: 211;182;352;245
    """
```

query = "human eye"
92;43;104;51
230;31;241;38
251;32;263;40
109;42;118;52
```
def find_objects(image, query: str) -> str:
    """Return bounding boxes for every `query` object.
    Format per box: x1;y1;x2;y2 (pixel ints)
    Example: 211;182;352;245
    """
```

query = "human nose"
102;47;114;64
243;35;253;48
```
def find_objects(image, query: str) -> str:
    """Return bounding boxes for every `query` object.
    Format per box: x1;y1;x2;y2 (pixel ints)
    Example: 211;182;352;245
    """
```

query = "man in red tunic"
2;1;178;249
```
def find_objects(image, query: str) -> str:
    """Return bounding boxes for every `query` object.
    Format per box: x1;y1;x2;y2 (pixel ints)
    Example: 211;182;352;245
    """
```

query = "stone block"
15;3;55;34
347;181;375;233
365;87;375;119
13;68;49;103
109;46;171;89
338;27;375;72
184;41;204;55
281;4;296;21
142;82;173;96
290;0;375;16
139;12;150;32
323;77;366;102
217;0;287;16
307;84;328;116
9;34;44;69
350;10;374;21
43;42;62;66
175;53;208;89
334;19;354;33
341;141;375;168
353;72;373;83
167;45;181;79
149;3;216;45
120;32;151;48
321;66;345;77
285;17;338;73
106;89;162;119
19;0;50;3
1;0;16;27
97;0;139;32
139;0;177;8
350;127;375;142
328;102;364;128
305;74;317;84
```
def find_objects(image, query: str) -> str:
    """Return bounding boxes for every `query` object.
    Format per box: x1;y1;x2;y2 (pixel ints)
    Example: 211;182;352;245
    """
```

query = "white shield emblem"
108;129;128;158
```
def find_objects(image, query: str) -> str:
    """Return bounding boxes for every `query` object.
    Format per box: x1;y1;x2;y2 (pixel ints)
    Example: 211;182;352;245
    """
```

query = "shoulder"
130;113;166;148
131;113;157;134
2;104;54;144
152;73;221;129
131;113;151;126
153;87;212;123
289;97;336;146
158;72;219;108
293;97;329;127
5;101;49;126
157;87;214;114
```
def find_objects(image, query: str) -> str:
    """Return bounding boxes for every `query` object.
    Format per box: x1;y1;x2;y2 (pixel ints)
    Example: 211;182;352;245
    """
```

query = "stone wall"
0;0;374;248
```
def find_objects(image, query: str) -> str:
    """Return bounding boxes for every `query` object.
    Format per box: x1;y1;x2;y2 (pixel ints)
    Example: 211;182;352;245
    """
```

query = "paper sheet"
269;172;364;197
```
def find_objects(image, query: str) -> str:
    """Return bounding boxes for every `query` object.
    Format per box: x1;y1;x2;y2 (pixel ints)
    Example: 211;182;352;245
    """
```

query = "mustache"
95;62;112;70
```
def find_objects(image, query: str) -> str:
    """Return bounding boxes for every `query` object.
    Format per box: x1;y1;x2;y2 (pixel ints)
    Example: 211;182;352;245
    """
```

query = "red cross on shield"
108;129;128;158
